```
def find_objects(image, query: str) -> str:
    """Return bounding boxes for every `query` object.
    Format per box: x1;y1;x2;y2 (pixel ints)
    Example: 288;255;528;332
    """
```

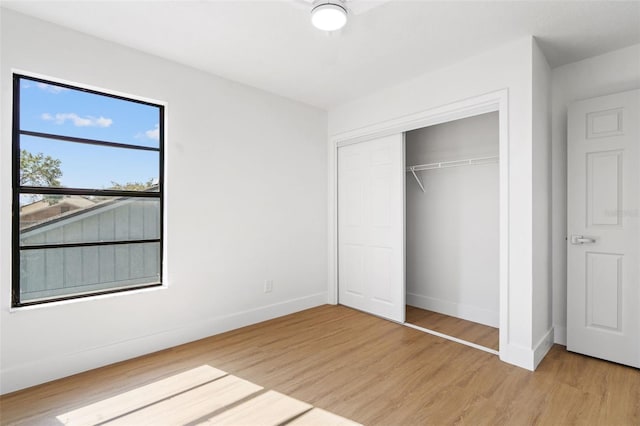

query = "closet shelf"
406;155;499;192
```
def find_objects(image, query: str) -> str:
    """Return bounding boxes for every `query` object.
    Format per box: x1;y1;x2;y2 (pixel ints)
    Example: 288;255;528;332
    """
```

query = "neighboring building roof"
20;196;97;230
21;196;95;214
20;185;160;233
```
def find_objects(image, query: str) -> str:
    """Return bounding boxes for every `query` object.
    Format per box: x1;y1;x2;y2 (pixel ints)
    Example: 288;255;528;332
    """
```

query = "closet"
337;111;500;352
404;112;499;351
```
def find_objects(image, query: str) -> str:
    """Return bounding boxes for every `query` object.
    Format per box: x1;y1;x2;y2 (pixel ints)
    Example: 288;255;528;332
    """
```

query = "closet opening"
404;112;500;353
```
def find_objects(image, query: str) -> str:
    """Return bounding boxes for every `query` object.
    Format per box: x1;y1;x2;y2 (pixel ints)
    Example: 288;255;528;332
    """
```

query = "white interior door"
567;89;640;368
338;134;405;323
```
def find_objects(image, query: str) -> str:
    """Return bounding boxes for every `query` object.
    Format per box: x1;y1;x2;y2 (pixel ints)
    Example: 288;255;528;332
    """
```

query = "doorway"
403;112;500;353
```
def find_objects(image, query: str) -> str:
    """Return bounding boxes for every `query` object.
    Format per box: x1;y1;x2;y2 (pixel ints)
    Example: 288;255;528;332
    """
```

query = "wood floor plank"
2;305;639;426
287;408;362;425
196;390;312;426
54;365;226;426
405;305;500;350
103;375;261;425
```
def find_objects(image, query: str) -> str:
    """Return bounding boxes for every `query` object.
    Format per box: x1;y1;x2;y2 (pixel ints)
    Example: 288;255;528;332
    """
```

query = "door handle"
570;235;597;245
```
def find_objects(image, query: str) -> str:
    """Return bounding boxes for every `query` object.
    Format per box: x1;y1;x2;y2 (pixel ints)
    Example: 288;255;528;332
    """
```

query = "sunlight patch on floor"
56;365;360;425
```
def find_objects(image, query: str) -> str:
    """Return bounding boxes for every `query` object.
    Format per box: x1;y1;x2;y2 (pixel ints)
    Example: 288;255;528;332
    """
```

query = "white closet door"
338;133;405;323
567;89;639;368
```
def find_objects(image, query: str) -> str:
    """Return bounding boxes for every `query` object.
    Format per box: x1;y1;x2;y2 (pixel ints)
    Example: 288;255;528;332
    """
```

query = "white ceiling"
3;0;640;109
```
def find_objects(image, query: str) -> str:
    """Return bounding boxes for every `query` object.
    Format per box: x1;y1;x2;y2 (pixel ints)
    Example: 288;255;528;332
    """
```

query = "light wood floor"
406;305;500;351
1;305;639;425
42;364;359;426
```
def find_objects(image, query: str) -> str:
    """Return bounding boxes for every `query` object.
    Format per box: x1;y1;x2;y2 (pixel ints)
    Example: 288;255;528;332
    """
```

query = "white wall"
405;112;499;327
0;9;328;394
329;36;552;370
531;40;553;366
551;44;640;345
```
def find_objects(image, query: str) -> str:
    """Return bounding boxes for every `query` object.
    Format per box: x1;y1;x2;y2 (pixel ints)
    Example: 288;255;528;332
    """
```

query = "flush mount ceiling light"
311;0;348;31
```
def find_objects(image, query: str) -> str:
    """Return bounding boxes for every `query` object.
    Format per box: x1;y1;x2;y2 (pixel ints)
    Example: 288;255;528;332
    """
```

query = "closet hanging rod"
406;155;499;173
406;156;498;193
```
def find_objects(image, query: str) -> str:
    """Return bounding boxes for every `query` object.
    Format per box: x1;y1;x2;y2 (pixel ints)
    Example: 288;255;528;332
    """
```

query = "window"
12;75;164;307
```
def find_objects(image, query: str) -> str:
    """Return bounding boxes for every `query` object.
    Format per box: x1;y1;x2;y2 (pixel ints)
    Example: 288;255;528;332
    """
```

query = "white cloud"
41;112;113;128
36;83;69;94
145;124;160;140
95;116;113;127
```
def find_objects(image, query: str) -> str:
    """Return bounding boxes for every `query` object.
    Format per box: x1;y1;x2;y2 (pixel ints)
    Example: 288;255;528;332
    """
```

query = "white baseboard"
553;325;566;345
406;293;499;328
533;328;554;369
0;292;327;395
499;343;535;371
499;327;554;371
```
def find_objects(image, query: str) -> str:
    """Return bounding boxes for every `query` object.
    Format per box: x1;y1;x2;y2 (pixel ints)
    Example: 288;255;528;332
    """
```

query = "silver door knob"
570;235;597;245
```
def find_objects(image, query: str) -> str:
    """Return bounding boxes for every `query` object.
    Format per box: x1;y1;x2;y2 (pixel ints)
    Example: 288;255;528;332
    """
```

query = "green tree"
20;150;63;205
20;150;62;187
108;178;156;191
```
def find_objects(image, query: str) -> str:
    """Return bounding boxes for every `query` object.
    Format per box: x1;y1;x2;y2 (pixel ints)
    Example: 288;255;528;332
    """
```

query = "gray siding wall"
20;199;160;300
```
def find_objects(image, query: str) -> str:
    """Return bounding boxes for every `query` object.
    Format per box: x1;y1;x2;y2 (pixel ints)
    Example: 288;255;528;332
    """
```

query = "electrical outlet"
264;280;273;293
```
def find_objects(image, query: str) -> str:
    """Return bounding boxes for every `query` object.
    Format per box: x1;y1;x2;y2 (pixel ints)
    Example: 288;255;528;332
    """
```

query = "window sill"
8;283;168;313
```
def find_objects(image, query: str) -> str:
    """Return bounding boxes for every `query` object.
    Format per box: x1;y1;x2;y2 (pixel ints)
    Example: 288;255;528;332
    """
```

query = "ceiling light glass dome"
311;2;348;31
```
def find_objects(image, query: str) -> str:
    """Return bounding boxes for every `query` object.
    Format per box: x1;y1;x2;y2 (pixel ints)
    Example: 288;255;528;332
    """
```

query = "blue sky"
20;78;161;190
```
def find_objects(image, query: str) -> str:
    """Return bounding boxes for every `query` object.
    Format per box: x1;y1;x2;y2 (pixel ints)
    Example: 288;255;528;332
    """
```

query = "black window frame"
12;74;165;307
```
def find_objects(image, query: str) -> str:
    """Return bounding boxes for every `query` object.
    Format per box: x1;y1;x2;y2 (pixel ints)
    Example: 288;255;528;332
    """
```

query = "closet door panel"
340;244;365;298
369;247;393;304
338;134;405;323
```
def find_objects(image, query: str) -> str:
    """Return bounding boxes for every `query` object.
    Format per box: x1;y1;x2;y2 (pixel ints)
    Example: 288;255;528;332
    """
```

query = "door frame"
327;89;509;357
